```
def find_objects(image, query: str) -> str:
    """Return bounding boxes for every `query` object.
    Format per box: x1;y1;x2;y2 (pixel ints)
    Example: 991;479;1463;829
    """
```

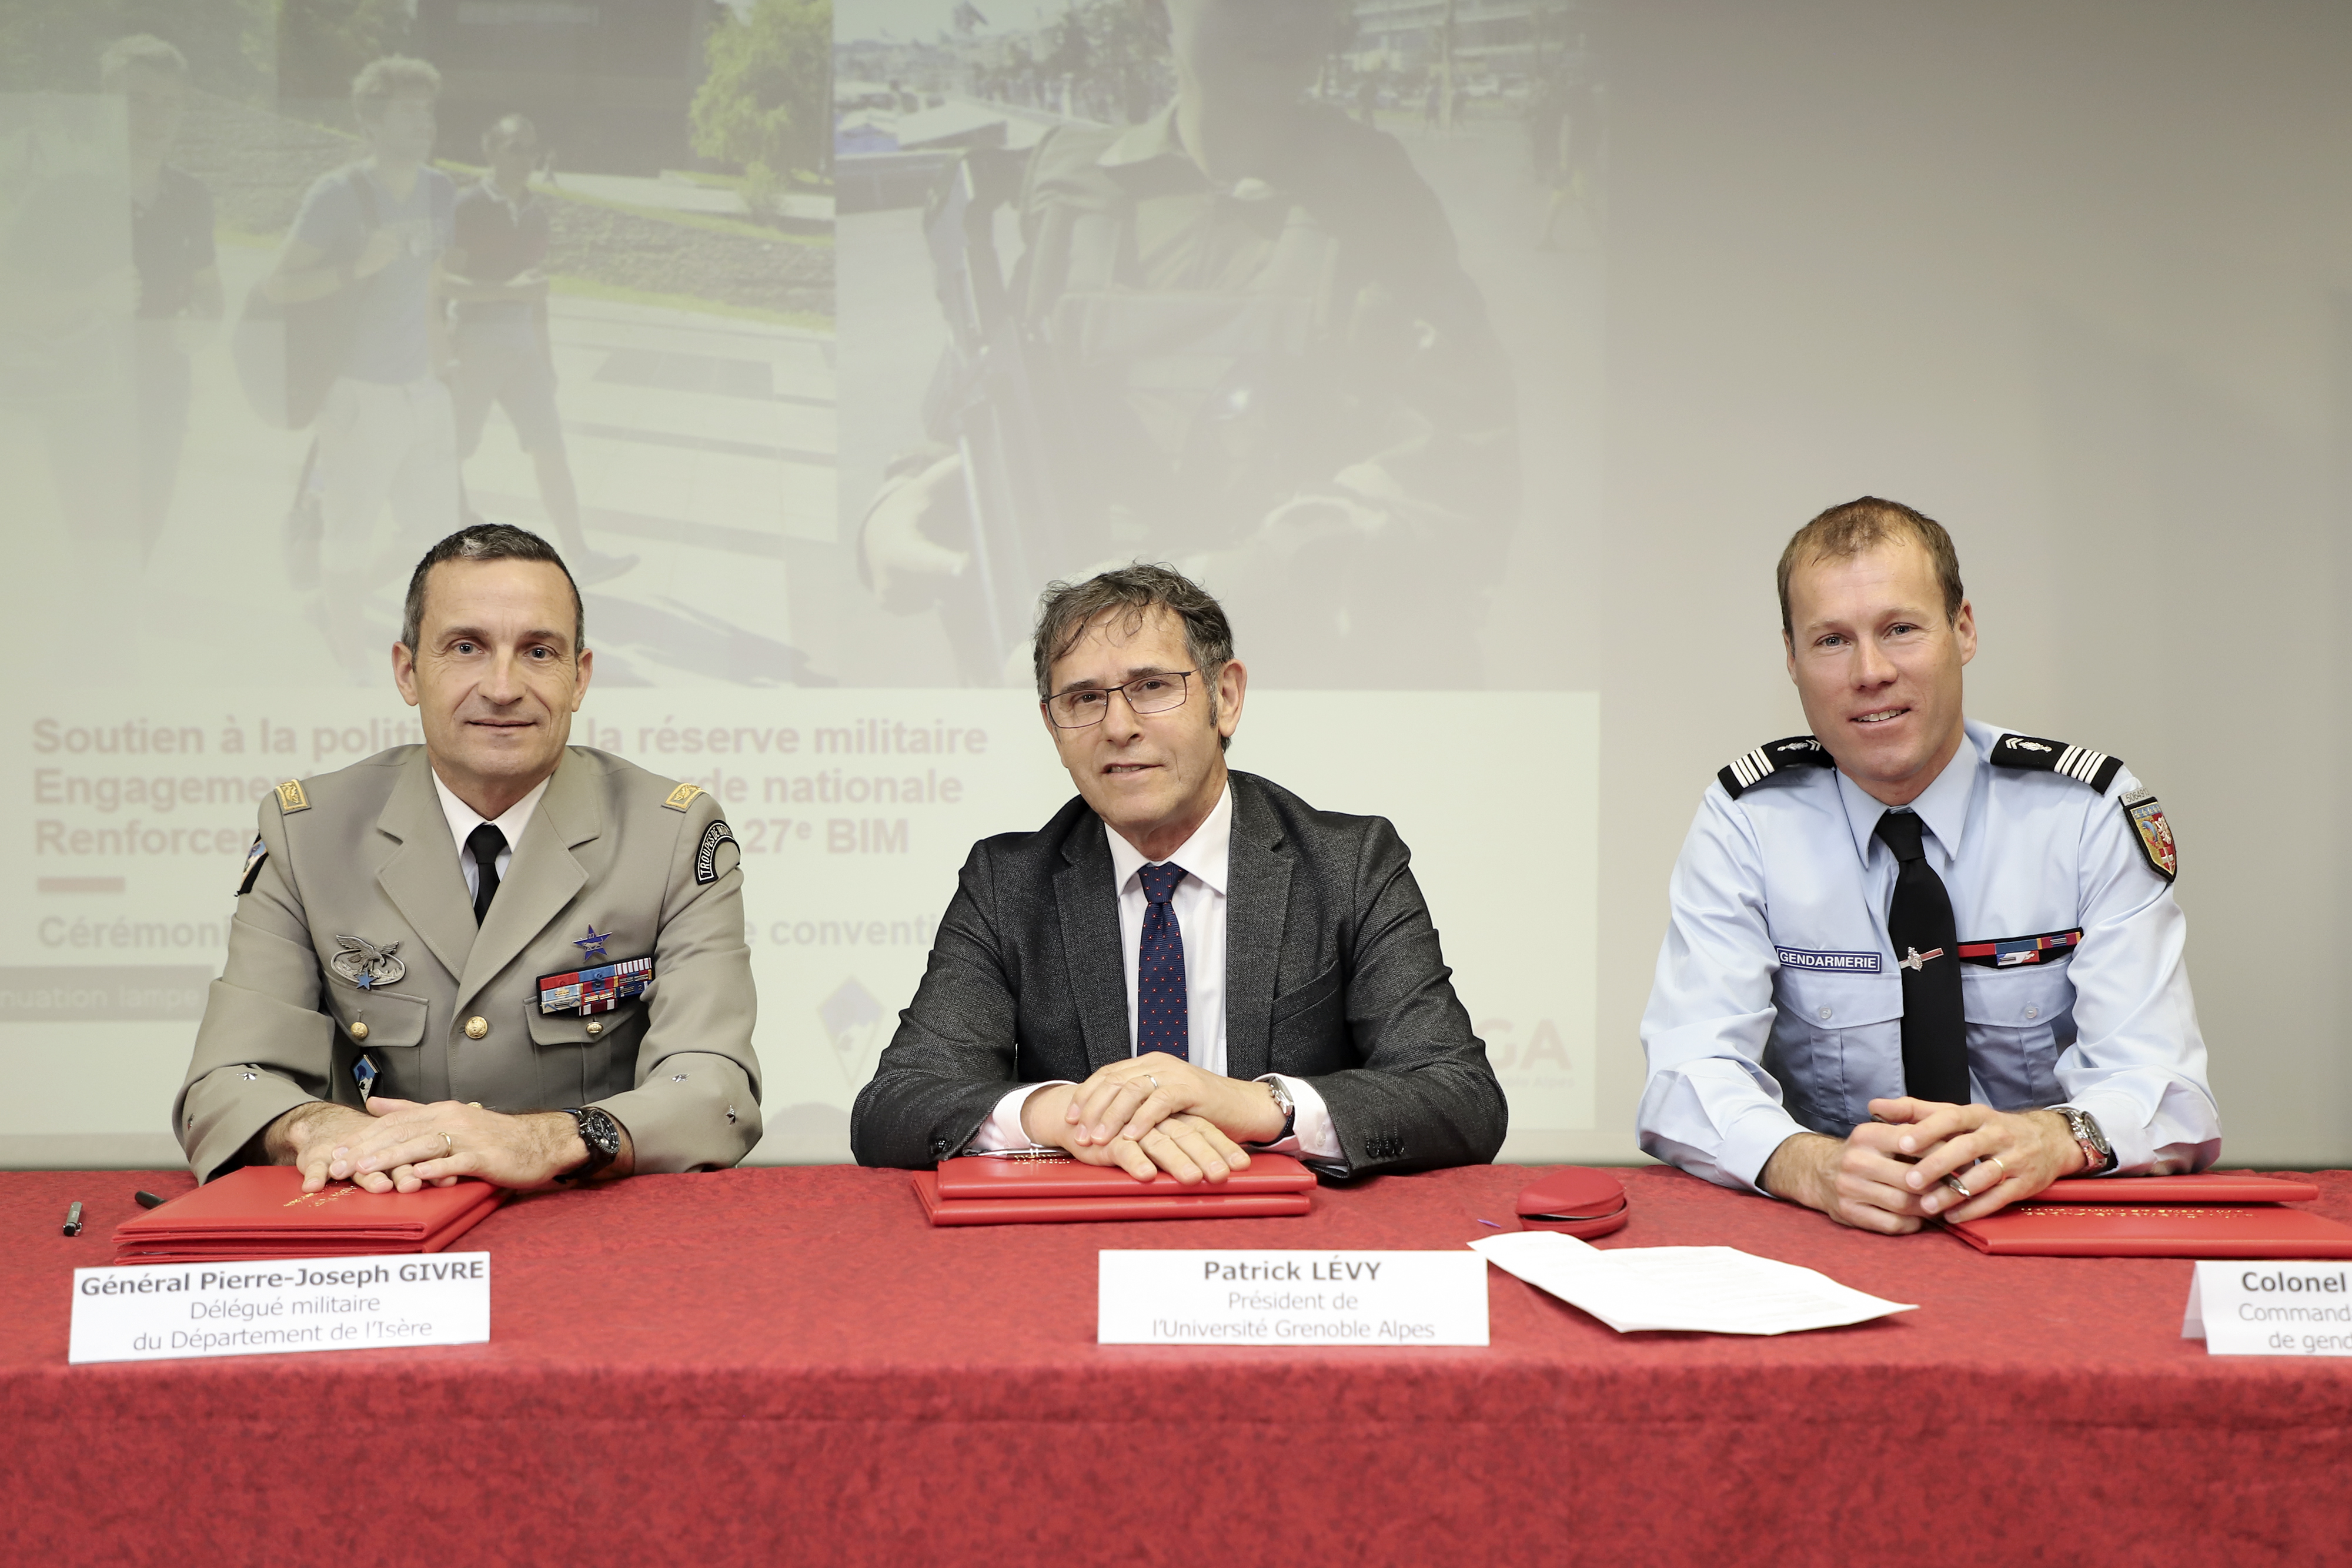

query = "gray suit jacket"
850;771;1505;1175
173;745;761;1181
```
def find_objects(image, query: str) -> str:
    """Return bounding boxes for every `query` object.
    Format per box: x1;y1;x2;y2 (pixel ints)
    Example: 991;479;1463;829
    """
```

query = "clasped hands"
1763;1096;2089;1235
268;1097;609;1194
1018;1052;1288;1185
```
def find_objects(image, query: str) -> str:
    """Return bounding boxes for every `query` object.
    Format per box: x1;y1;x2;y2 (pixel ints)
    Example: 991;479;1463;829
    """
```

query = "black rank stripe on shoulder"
1718;735;1835;800
1988;733;2123;794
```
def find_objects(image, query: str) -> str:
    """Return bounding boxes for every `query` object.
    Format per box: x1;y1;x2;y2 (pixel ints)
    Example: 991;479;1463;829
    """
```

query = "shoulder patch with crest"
1719;735;1835;800
235;836;268;896
1988;733;2123;794
663;782;703;812
696;820;739;884
2120;790;2177;882
275;778;309;814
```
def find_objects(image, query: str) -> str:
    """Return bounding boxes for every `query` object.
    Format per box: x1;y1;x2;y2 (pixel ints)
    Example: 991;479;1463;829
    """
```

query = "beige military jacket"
174;745;760;1181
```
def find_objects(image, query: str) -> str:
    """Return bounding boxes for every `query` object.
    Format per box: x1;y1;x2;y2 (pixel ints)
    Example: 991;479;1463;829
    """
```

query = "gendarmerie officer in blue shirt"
1638;497;2219;1233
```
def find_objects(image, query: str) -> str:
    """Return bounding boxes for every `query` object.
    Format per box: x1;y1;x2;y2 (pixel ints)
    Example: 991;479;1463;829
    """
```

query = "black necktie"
466;823;507;926
1872;810;1970;1104
1136;862;1189;1061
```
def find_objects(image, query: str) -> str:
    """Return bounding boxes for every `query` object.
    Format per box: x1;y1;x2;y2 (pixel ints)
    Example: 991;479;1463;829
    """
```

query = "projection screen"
4;0;2344;1170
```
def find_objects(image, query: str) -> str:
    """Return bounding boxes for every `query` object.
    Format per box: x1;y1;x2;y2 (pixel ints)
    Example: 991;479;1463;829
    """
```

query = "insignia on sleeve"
235;836;268;896
2121;790;2177;881
1989;733;2123;794
1718;735;1835;800
275;778;310;813
662;782;704;812
696;820;738;884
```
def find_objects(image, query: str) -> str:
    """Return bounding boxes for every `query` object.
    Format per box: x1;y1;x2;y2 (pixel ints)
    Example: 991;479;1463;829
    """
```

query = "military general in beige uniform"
174;524;760;1189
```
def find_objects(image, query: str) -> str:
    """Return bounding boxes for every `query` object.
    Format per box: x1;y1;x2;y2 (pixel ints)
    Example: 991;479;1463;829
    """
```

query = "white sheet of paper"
1470;1231;1915;1335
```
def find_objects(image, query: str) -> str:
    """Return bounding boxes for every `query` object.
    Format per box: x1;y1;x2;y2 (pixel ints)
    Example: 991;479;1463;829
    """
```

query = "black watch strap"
560;1106;621;1183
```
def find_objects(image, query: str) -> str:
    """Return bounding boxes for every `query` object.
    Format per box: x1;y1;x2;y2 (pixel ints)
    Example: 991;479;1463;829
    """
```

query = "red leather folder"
1947;1194;2352;1259
2030;1173;2321;1205
916;1152;1315;1226
112;1165;507;1264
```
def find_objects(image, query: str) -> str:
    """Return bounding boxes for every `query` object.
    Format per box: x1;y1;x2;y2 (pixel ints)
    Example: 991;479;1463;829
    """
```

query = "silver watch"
2052;1106;2114;1175
1255;1076;1297;1145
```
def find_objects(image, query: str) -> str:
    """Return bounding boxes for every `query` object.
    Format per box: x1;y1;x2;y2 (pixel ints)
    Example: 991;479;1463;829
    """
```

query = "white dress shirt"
971;783;1339;1158
431;769;550;904
1638;717;2219;1192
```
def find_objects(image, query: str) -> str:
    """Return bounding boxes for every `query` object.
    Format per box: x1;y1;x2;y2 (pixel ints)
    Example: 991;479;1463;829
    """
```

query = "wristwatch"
559;1106;622;1184
2052;1106;2115;1176
1254;1076;1297;1146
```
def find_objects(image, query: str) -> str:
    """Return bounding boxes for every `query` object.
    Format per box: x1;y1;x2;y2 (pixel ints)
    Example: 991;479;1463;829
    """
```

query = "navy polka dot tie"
1136;861;1189;1061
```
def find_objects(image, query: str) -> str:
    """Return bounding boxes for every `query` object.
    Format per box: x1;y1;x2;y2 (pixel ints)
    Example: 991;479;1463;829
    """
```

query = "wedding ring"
439;1132;453;1155
1147;1076;1160;1091
1944;1172;1975;1200
1983;1156;2009;1183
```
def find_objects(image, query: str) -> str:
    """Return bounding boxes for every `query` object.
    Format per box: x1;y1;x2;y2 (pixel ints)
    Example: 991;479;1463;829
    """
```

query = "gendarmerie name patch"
1956;928;2083;968
2122;791;2177;881
539;955;653;1015
696;820;737;884
1719;735;1836;800
1989;733;2124;794
1777;947;1882;974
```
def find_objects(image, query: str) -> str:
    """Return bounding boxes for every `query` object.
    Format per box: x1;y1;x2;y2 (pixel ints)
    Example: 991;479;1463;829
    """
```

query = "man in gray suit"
174;524;760;1188
851;564;1504;1179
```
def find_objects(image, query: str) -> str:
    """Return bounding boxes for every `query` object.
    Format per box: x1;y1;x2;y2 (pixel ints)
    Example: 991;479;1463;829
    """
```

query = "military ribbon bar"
537;955;654;1015
1955;928;2083;969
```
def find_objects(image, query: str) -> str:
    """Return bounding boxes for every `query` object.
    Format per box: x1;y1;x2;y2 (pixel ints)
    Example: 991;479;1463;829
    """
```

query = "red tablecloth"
6;1164;2350;1566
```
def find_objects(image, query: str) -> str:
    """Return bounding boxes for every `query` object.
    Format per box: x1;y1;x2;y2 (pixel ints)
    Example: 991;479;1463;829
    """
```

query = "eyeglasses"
1045;670;1198;728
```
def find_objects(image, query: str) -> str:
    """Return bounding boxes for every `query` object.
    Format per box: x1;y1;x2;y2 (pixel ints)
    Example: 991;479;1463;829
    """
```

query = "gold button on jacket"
173;746;762;1182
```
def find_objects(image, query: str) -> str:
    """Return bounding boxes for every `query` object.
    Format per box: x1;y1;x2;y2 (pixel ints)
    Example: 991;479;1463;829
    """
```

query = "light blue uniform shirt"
1638;718;2219;1192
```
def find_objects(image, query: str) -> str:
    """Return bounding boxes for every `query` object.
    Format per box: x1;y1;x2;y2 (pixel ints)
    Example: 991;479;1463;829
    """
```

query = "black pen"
135;1190;168;1209
62;1201;82;1237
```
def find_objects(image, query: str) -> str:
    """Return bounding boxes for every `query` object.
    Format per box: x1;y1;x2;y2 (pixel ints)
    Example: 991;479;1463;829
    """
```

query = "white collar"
1105;781;1232;897
431;767;552;858
1836;726;1981;865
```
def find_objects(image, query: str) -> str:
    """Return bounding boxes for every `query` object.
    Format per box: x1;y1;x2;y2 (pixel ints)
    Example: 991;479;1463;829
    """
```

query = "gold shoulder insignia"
663;782;704;812
276;779;310;814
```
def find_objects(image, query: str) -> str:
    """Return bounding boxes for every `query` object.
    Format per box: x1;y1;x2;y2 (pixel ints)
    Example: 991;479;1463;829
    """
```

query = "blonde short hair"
1776;496;1964;637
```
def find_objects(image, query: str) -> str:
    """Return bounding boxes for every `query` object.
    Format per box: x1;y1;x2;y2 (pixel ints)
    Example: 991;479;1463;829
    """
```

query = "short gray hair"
352;55;440;123
401;525;583;656
1033;563;1236;745
101;34;188;91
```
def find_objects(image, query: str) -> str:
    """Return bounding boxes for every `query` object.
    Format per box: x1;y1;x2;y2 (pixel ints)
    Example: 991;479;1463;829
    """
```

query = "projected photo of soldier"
856;0;1519;688
1;35;220;585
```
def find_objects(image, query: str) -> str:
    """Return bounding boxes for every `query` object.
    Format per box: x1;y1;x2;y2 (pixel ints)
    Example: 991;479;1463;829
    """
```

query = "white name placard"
2183;1261;2352;1356
1098;1251;1488;1346
68;1253;491;1366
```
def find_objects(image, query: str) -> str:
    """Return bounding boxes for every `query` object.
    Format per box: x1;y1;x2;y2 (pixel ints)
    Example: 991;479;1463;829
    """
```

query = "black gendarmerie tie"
465;823;507;926
1873;810;1970;1104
